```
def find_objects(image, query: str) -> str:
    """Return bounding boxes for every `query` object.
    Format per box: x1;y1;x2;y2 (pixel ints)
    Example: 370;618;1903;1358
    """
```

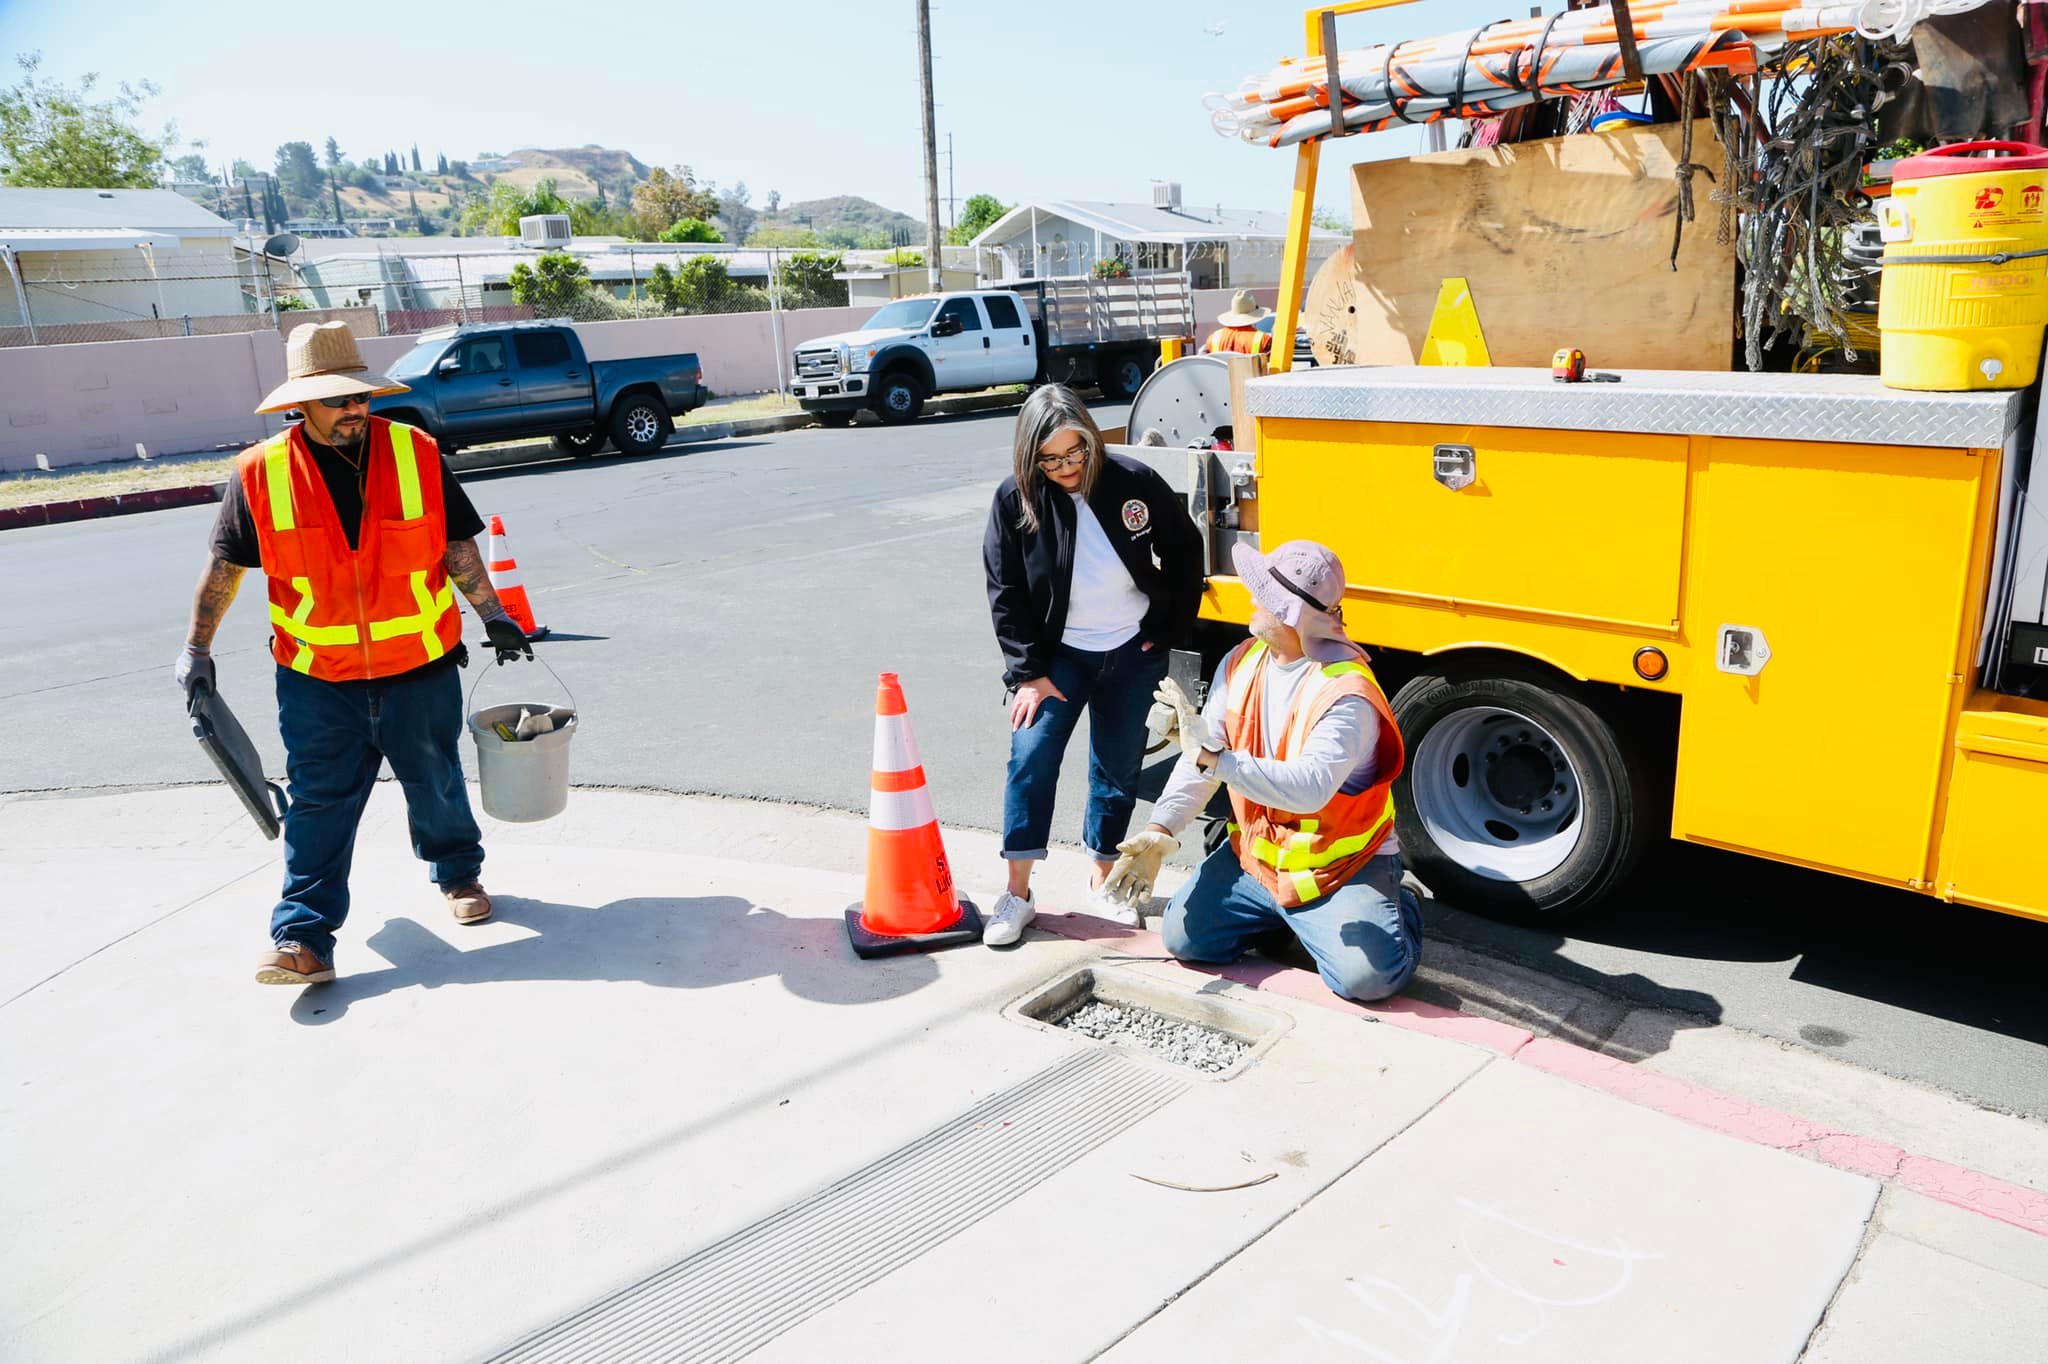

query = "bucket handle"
467;646;578;726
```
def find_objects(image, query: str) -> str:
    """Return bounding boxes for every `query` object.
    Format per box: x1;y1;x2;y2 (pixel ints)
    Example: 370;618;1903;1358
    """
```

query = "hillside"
758;195;921;246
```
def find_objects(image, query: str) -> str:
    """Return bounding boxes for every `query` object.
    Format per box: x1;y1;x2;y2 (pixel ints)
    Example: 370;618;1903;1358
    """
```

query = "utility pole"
946;132;956;235
917;0;943;293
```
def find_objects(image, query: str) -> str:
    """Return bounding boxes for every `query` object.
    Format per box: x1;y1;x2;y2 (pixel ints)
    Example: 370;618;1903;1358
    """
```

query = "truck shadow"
290;894;938;1026
453;439;767;486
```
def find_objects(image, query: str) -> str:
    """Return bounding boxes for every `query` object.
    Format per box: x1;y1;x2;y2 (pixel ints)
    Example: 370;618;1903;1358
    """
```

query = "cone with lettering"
845;672;983;958
484;514;549;640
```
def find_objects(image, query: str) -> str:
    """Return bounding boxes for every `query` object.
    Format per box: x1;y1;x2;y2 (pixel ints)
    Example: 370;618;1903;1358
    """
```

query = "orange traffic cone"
845;672;983;958
485;515;549;640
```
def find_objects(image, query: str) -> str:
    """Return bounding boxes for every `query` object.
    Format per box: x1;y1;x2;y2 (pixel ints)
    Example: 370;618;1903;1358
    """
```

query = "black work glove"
483;616;533;665
175;645;216;703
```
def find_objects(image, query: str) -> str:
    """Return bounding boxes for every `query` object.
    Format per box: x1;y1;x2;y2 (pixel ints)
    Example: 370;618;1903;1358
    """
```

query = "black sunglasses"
316;394;372;410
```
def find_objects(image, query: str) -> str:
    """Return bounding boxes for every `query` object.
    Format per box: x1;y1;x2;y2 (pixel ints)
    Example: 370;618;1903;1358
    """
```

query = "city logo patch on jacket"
1121;498;1151;536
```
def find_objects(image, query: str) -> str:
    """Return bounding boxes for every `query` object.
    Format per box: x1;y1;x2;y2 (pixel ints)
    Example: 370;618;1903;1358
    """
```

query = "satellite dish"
262;232;301;258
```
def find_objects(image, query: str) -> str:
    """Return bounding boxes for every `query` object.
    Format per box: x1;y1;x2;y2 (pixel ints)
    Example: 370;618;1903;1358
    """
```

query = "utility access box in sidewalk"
1192;364;2047;924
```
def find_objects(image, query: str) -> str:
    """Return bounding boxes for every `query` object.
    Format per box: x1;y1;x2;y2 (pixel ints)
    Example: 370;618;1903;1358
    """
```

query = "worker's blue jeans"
1002;636;1169;862
271;662;483;960
1162;844;1422;1002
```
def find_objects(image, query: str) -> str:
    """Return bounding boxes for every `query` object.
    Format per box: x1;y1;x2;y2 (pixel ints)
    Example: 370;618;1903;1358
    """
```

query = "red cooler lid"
1894;140;2048;180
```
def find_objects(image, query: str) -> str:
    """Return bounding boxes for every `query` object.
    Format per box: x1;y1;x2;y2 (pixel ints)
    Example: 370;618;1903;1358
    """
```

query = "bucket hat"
1216;289;1271;327
255;320;410;414
1231;539;1363;665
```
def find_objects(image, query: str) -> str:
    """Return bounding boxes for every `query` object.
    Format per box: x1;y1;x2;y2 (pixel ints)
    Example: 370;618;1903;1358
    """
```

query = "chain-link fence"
0;246;303;347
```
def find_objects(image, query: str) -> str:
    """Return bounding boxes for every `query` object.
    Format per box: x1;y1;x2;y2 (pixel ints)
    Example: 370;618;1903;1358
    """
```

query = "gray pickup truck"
371;321;705;458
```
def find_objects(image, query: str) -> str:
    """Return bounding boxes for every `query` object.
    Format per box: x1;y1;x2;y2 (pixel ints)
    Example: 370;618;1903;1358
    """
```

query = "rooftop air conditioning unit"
1152;181;1182;212
518;213;572;249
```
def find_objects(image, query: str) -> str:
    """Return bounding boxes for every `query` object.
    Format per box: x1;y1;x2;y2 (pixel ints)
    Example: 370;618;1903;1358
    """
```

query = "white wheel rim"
628;408;659;442
1410;705;1584;882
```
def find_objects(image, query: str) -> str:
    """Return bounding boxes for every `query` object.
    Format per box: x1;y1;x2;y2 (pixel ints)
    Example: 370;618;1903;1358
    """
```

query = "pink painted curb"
1032;910;2048;1240
0;481;220;531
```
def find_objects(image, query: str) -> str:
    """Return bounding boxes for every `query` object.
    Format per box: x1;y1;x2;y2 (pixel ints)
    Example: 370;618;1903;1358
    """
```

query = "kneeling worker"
1104;540;1422;1002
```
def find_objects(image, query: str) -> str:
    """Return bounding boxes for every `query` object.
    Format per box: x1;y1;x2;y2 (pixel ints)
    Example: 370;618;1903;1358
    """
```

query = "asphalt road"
4;408;2044;1118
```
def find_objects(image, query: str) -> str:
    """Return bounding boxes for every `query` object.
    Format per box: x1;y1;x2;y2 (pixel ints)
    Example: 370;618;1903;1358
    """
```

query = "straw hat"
255;320;410;414
1216;289;1271;327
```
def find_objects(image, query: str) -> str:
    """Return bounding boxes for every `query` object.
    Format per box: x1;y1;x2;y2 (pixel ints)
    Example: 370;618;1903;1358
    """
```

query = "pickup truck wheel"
552;430;607;459
610;395;671;455
1391;669;1653;923
1099;350;1153;401
873;373;924;425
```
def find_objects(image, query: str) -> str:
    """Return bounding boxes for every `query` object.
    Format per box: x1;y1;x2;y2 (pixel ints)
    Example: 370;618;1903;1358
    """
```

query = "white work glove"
1143;699;1177;754
1104;831;1179;908
1153;677;1223;755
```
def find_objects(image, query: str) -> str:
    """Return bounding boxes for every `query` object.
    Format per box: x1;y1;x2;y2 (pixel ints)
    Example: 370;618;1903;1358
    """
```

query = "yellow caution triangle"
1418;277;1492;367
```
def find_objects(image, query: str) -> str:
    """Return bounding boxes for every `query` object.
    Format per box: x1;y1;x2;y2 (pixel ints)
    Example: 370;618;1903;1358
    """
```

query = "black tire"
872;371;924;425
552;430;607;459
1390;665;1655;922
609;394;671;455
814;410;855;428
1097;349;1153;401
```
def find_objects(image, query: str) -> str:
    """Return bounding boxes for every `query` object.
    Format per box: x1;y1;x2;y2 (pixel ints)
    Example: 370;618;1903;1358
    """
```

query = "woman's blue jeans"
271;662;484;958
1002;636;1169;862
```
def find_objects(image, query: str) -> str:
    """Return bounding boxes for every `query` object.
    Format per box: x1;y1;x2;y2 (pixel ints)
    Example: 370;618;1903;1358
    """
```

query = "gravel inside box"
1057;999;1249;1073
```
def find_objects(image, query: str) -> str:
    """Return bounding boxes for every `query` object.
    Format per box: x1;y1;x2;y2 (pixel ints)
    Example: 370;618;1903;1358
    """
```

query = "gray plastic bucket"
467;655;578;822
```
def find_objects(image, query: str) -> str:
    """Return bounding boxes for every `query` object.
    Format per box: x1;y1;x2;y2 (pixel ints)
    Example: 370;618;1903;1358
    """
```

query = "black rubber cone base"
845;897;983;959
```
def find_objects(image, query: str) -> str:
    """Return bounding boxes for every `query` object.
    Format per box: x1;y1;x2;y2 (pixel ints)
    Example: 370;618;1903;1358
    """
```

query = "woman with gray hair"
980;384;1205;945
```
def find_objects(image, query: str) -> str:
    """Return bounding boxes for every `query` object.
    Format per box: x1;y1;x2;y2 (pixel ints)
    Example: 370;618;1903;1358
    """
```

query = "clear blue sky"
2;0;1509;222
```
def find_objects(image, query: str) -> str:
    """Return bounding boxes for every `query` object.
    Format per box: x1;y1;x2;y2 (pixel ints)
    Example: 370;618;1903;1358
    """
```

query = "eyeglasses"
316;394;372;410
1036;445;1088;471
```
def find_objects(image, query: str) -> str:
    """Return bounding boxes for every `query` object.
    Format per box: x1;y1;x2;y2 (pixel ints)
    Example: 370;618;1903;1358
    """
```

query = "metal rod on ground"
917;0;944;294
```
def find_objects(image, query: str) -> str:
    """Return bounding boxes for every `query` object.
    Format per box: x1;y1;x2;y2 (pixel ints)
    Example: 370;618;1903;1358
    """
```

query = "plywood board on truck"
1348;121;1735;371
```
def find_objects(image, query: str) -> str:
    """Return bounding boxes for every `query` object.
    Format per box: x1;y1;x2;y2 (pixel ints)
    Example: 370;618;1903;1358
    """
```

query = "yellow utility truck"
1116;2;2048;925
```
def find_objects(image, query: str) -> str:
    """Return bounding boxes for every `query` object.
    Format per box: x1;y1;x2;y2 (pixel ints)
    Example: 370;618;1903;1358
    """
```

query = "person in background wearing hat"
1202;289;1274;356
172;321;535;986
1103;539;1423;1003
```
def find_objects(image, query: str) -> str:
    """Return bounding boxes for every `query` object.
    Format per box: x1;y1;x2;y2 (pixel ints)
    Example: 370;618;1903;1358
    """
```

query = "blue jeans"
272;662;484;959
1162;843;1423;1002
1002;636;1170;862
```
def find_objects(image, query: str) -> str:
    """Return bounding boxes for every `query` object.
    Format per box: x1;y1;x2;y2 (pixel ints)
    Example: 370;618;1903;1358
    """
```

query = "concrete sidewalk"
2;785;2044;1363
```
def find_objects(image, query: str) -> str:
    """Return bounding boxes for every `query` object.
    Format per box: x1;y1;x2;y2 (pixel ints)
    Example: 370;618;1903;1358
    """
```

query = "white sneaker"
983;890;1035;947
1085;883;1143;928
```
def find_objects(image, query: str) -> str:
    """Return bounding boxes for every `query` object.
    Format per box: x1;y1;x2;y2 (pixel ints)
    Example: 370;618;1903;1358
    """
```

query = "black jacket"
983;453;1206;690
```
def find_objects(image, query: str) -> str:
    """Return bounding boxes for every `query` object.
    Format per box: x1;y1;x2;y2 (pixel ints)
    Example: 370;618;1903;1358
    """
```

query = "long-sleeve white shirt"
1149;650;1398;855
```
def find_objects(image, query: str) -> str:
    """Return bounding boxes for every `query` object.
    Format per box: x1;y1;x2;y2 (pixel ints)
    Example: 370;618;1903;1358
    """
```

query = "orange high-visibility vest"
1203;326;1272;356
1219;638;1405;907
236;417;463;682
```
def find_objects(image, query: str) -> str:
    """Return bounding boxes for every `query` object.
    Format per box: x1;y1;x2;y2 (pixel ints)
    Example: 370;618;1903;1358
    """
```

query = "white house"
972;185;1344;289
0;188;252;341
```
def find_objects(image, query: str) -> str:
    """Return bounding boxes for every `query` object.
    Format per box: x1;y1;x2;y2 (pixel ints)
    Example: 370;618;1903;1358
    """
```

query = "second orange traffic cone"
485;514;549;640
845;672;983;958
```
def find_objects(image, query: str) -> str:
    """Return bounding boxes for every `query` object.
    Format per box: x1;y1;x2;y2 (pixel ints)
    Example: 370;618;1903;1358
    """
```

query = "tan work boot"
443;883;492;925
256;941;334;985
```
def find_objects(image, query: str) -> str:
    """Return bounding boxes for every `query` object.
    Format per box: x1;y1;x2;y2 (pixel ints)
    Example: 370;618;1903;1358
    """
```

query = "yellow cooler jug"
1878;140;2048;392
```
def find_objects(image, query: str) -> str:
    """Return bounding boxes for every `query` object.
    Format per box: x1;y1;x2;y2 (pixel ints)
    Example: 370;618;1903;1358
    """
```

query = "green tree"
633;165;718;239
273;140;321;202
1311;206;1347;232
328;171;343;223
0;54;170;188
507;250;591;316
241;179;256;222
232;158;258;181
776;252;847;309
461;177;569;237
324;136;341;168
946;193;1008;245
646;261;681;313
714;180;756;242
410;144;421;172
884;248;924;268
169;152;210;182
659;217;721;244
436;151;449;175
746;224;823;249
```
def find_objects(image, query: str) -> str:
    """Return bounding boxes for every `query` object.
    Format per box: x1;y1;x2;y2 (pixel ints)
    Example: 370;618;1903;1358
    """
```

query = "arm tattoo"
444;538;505;616
187;558;245;649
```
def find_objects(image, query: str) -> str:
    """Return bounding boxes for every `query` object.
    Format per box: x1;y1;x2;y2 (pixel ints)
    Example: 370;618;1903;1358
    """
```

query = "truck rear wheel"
1391;666;1654;922
610;394;671;455
1098;350;1153;401
873;372;924;425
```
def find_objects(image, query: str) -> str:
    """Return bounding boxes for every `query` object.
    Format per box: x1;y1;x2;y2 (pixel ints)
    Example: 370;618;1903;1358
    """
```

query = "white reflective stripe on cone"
869;784;937;833
871;712;922;774
489;568;523;589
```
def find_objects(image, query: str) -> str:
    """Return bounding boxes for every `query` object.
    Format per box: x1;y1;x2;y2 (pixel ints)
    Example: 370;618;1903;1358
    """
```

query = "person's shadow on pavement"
290;895;939;1025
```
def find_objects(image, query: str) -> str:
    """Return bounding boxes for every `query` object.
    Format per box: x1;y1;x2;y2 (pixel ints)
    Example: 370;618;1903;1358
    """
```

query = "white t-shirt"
1061;493;1149;651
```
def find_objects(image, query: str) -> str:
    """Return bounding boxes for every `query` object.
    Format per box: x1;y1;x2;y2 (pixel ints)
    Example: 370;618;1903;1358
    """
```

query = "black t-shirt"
210;427;485;568
212;425;487;681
